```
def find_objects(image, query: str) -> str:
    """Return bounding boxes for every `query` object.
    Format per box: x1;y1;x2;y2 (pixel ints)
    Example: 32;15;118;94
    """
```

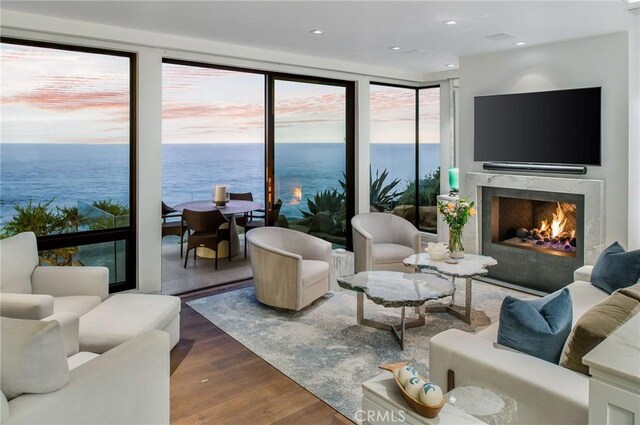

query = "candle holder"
448;168;459;196
213;184;230;208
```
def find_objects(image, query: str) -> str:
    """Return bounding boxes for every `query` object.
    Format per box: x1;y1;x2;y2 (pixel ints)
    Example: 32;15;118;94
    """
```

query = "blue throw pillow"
497;288;573;364
591;242;640;294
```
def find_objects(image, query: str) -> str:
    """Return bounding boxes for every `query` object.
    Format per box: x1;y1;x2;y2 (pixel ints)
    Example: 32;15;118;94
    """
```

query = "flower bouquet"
437;198;477;258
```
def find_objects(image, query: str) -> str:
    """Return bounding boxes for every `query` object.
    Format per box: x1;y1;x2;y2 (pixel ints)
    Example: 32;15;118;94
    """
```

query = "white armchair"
0;232;108;319
246;227;332;311
351;213;421;273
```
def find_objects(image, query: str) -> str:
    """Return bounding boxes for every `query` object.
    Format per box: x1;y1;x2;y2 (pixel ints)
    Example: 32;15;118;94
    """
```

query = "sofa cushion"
372;243;415;265
301;260;329;288
591;242;640;294
79;294;181;353
498;288;572;364
0;317;69;400
67;352;100;371
0;232;38;294
53;295;102;316
560;284;640;375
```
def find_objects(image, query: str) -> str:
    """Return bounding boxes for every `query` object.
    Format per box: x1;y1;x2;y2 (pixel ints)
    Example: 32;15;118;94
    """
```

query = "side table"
331;248;354;291
362;373;485;424
583;313;640;425
403;253;497;324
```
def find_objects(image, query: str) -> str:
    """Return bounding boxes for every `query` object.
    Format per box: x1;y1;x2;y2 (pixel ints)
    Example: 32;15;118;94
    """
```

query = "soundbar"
482;162;587;175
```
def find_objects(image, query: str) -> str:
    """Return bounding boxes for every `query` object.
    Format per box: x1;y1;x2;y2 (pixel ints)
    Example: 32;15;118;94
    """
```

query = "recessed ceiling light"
444;20;458;25
445;64;456;68
514;42;526;46
310;29;324;34
390;46;401;50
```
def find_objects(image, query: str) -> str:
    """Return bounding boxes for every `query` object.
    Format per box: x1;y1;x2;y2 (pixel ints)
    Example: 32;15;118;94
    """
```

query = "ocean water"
0;143;439;224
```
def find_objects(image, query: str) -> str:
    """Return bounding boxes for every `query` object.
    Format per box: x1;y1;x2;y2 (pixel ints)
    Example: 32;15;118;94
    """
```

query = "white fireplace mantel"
464;172;606;264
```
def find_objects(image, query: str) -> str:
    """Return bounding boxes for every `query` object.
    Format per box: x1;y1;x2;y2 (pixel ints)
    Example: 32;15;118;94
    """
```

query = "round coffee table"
337;271;454;350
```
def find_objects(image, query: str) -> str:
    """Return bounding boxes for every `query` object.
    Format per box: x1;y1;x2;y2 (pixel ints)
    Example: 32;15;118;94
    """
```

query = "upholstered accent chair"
0;232;181;353
351;213;421;273
246;227;331;311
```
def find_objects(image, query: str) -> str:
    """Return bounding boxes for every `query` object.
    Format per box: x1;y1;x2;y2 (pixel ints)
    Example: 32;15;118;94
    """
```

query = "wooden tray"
379;362;445;419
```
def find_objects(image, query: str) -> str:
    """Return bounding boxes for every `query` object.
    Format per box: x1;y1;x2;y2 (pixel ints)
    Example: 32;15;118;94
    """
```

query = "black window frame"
1;37;138;293
370;82;441;233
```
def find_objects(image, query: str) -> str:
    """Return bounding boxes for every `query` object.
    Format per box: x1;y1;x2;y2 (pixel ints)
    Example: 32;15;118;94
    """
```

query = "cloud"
2;85;128;112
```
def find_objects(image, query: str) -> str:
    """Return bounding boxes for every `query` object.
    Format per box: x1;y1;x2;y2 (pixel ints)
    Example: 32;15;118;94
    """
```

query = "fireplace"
481;187;585;293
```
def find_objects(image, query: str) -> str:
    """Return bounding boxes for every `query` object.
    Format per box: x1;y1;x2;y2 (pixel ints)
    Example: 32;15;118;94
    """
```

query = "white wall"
628;26;640;249
459;32;633;249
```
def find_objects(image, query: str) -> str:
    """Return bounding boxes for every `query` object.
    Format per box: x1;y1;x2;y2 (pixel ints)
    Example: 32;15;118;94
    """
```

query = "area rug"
187;280;535;421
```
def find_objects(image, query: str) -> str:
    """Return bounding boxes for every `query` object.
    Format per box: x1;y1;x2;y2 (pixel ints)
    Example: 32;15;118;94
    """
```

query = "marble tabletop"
403;253;497;278
337;271;454;308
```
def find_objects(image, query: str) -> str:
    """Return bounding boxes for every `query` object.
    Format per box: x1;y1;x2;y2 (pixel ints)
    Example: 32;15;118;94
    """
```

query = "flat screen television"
474;87;601;166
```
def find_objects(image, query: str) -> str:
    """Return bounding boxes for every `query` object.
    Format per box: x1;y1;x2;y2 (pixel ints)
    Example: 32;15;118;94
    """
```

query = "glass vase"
449;227;465;259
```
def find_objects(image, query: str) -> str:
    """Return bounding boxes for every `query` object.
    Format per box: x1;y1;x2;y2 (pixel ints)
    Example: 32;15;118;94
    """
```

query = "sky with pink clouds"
1;43;130;144
1;43;439;145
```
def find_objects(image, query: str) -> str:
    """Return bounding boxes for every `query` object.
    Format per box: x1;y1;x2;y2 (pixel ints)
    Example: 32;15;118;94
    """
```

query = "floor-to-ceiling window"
369;83;441;234
0;38;136;292
271;77;354;247
162;61;266;207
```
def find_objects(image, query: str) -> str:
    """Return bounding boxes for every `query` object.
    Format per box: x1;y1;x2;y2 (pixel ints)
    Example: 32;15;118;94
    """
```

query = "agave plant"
300;189;346;235
370;167;403;212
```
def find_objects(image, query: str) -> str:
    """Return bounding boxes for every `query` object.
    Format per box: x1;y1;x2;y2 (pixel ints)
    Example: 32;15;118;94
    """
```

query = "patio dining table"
174;199;264;258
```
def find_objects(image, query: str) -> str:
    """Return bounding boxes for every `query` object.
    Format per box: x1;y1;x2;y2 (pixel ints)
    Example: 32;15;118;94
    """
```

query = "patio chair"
182;209;231;270
161;201;186;257
230;193;281;258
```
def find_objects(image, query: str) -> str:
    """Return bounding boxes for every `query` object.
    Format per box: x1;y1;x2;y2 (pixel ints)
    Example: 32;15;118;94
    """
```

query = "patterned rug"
187;280;534;422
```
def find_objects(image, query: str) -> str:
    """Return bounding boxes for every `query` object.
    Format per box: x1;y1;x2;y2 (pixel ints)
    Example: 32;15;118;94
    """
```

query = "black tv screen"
474;87;601;165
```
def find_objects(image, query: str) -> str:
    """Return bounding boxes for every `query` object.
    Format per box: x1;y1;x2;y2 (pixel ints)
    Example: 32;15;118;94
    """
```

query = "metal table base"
356;292;426;350
424;276;473;324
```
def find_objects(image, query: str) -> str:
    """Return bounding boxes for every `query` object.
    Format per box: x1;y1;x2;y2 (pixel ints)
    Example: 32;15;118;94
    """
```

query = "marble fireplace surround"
465;172;605;265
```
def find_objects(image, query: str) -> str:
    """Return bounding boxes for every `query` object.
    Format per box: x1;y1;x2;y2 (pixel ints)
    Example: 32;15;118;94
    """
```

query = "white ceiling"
1;1;637;74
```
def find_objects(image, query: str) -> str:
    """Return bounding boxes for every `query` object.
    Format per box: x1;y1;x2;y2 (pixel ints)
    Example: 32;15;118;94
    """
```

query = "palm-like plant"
370;167;403;212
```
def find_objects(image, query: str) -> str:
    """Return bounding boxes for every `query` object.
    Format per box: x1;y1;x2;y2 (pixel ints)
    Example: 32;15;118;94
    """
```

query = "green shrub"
397;167;440;207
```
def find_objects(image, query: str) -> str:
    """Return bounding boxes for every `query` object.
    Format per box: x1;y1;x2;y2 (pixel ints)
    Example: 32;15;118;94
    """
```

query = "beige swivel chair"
351;212;421;273
246;227;331;311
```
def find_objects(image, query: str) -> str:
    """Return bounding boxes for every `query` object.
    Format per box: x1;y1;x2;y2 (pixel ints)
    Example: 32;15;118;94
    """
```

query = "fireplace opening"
491;197;577;258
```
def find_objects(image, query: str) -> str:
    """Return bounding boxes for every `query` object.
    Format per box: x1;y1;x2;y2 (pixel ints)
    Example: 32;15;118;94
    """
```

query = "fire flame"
540;203;568;238
291;186;302;205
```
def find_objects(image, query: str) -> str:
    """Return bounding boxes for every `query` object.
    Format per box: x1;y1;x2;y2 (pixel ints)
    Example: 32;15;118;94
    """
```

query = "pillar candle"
448;168;459;192
214;185;227;203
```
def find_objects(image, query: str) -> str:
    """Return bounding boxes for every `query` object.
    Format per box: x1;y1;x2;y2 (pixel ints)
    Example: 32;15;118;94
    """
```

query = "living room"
0;1;639;424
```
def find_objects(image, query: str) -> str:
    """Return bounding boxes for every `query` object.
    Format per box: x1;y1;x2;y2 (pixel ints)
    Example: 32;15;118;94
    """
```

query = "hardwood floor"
171;281;353;425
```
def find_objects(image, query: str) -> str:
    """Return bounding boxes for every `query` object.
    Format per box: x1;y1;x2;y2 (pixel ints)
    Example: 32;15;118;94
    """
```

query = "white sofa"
429;266;608;425
1;323;170;425
246;227;331;311
351;213;421;273
0;232;181;353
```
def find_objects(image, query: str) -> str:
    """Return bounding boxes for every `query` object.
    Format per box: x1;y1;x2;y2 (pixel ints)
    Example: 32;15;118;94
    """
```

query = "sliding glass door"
269;76;355;248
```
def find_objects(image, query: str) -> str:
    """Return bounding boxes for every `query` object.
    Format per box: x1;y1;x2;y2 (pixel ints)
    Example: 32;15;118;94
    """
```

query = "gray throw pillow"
0;317;69;400
497;288;573;364
591;242;640;294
